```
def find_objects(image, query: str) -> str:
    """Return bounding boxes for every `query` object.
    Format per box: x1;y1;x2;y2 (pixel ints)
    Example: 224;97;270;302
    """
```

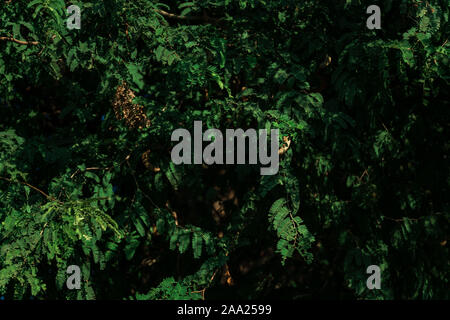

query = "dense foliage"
0;0;448;300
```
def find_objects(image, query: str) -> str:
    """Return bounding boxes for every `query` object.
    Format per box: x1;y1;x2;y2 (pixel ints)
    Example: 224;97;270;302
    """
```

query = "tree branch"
154;9;222;23
0;36;39;45
0;176;62;203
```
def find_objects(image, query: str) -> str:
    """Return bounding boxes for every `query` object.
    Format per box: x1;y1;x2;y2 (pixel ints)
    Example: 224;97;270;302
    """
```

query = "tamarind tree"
0;0;448;300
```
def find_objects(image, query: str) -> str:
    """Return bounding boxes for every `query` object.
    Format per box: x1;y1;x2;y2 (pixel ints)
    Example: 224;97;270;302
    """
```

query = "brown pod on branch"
112;81;151;129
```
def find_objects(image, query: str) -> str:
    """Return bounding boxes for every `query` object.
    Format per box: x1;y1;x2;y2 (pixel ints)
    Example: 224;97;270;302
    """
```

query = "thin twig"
383;212;444;223
125;155;160;210
0;36;39;45
154;9;222;23
358;169;369;182
70;167;111;179
0;176;62;204
191;269;218;300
